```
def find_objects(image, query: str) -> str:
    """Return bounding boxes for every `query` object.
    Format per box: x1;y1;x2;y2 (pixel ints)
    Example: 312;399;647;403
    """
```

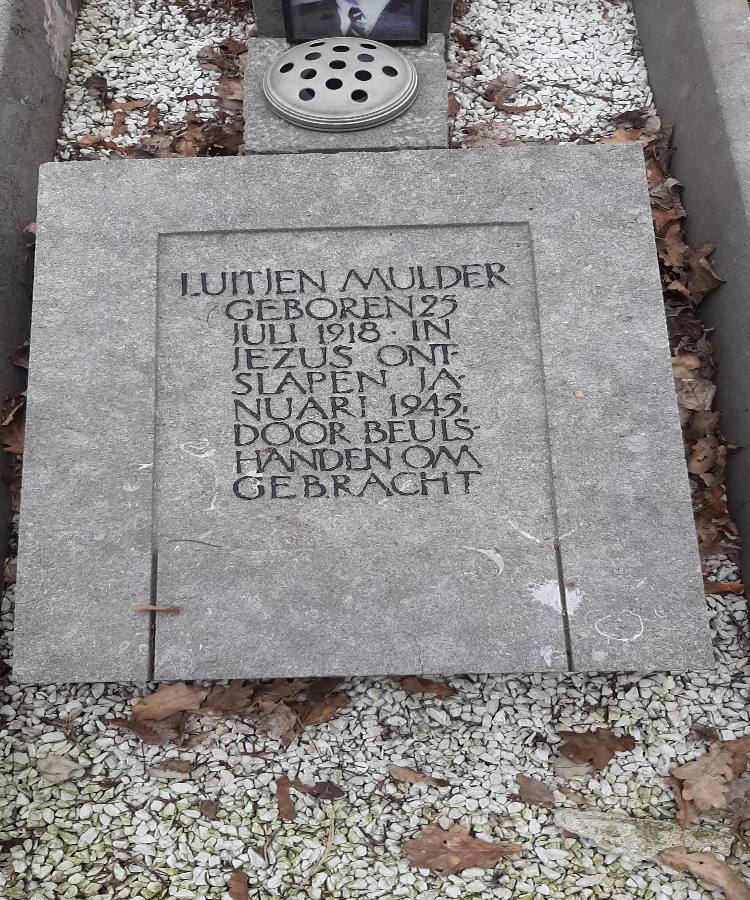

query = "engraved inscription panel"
153;224;564;676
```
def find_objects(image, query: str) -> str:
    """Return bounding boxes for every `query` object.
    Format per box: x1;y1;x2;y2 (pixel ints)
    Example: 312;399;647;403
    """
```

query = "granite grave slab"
14;146;713;681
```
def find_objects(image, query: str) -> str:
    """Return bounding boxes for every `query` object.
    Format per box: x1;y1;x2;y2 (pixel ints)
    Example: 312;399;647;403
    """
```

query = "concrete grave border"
632;0;750;580
14;146;711;681
0;0;81;562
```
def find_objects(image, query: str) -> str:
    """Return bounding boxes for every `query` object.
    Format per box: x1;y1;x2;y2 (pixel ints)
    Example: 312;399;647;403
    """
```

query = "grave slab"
243;35;447;154
14;146;713;682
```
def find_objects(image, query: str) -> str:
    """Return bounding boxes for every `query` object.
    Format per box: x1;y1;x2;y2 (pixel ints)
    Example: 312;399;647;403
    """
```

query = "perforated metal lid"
263;38;419;132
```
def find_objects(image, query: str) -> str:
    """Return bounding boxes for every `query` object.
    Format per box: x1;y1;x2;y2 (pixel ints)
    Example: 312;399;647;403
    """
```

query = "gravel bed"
3;1;748;898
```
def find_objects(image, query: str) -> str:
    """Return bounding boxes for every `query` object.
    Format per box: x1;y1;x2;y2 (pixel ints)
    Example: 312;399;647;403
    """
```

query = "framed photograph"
282;0;429;44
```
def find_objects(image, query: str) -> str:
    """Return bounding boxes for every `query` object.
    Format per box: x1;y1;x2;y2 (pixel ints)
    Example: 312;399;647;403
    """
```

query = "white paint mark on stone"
180;440;215;459
565;585;586;616
540;645;554;666
463;547;504;575
595;609;645;643
528;580;563;613
505;520;542;544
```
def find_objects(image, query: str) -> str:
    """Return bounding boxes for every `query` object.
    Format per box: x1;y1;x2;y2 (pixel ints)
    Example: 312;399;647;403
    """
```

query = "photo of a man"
284;0;427;43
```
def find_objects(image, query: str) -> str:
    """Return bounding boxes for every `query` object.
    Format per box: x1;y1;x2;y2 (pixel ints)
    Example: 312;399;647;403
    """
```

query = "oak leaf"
132;682;209;721
448;92;460;116
516;774;555;807
0;394;25;455
659;849;750;900
668;735;750;821
558;729;635;770
403;824;519;874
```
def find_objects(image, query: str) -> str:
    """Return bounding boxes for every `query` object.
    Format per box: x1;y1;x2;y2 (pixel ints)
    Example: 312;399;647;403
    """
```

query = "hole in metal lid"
299;88;315;100
382;65;398;76
326;78;343;90
279;62;294;73
305;51;321;60
355;70;372;81
300;68;317;79
357;53;374;62
351;89;368;102
333;45;350;52
329;59;346;69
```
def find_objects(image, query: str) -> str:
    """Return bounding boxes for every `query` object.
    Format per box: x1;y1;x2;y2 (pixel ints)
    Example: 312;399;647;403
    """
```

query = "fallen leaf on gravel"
146;104;160;129
161;758;192;773
493;102;542;114
516;774;555;807
399;676;455;697
704;581;745;595
403;824;519;874
481;72;521;106
558;729;635;770
667;775;698;828
108;98;150;111
110;712;188;746
111;110;128;137
290;778;345;799
670;737;750;818
37;755;84;784
200;681;256;717
388;764;450;788
254;698;298;745
219;36;248;56
199;798;219;819
659;848;750;900
132;682;209;721
226;869;250;900
448;92;460;116
84;73;109;102
276;776;297;821
291;690;350;728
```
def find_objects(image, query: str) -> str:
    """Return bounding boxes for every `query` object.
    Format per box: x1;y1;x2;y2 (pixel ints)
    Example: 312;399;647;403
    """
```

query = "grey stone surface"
0;0;80;563
15;146;712;681
253;0;453;48
554;810;733;862
632;0;750;586
244;35;447;153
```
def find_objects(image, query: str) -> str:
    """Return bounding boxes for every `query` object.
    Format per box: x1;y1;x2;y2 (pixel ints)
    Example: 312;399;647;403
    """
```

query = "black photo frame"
282;0;429;45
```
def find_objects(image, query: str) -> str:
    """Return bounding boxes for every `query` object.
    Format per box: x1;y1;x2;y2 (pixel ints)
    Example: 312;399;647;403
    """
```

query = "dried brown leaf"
448;92;460;116
558;729;635;770
670;738;750;819
276;775;297;821
226;869;250;900
0;394;25;455
254;698;298;745
403;824;519;874
292;690;350;727
516;773;555;807
111;111;128;137
132;682;209;721
704;581;745;595
667;774;698;828
388;764;450;788
399;676;455;698
108;98;150;111
147;105;161;129
110;712;187;746
200;680;256;717
481;72;520;105
199;798;219;819
659;848;750;900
